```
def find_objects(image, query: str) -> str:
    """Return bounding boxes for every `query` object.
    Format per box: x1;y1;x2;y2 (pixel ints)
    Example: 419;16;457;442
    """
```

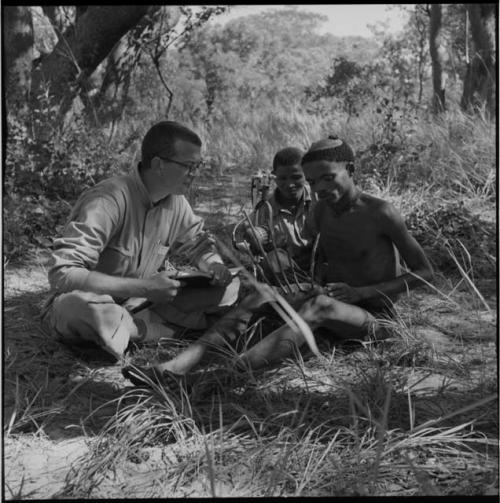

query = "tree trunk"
30;5;151;131
429;4;446;113
86;6;181;125
3;6;34;113
415;6;428;107
461;4;496;118
91;6;168;121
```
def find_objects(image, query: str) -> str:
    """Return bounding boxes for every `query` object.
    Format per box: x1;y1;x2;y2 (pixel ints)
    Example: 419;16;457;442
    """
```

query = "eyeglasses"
156;155;206;175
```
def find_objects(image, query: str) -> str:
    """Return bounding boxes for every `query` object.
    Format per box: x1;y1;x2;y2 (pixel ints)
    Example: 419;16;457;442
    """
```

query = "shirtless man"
238;134;434;368
123;135;433;387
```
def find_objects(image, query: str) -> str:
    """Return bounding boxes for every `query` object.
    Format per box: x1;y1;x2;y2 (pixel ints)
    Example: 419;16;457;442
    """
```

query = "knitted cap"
301;135;354;165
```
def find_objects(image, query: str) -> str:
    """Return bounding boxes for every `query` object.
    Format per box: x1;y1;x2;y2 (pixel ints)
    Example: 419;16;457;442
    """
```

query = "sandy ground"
2;260;498;498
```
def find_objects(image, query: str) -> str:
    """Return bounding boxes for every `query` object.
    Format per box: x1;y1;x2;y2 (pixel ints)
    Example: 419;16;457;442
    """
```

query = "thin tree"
461;3;496;118
429;4;446;113
3;6;34;113
414;5;429;107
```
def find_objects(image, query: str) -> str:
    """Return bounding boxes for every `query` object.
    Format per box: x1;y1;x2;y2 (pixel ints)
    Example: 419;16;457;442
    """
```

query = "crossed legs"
238;294;378;369
45;278;240;361
139;291;382;383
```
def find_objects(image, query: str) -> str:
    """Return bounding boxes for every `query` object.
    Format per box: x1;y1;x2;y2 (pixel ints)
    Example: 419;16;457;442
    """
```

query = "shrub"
3;193;71;262
4;114;123;200
405;200;496;278
3;113;126;263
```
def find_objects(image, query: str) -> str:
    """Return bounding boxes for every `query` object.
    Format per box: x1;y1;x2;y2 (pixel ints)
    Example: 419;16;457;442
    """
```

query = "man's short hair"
272;147;304;172
301;135;354;165
141;121;202;170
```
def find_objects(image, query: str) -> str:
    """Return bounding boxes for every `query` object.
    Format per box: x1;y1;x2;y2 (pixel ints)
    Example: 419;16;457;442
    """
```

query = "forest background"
2;4;498;498
3;4;496;266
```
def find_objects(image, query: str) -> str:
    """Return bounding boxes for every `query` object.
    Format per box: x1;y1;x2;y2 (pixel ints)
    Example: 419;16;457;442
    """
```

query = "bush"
3;194;71;262
355;96;424;190
405;200;496;278
3;113;126;263
4;114;122;200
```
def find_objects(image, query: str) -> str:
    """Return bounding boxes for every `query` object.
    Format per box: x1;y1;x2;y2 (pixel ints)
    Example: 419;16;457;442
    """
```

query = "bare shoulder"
359;193;405;227
359;193;398;214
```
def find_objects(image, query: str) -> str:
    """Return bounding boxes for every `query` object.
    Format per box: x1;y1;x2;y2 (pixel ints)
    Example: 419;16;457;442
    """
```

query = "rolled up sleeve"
49;194;120;293
168;196;223;268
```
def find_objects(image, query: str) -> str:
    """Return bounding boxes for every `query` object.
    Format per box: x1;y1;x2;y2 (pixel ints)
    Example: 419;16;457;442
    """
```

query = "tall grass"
189;100;495;204
4;93;497;498
196;104;326;172
5;250;497;498
56;316;497;497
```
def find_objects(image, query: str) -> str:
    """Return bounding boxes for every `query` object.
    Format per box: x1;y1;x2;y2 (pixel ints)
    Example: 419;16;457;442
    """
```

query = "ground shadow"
4;283;497;447
187;375;498;449
3;288;127;441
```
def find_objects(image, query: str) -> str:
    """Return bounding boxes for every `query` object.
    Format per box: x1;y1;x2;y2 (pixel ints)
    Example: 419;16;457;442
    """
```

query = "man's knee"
53;290;114;312
298;294;342;325
49;290;135;359
51;290;120;330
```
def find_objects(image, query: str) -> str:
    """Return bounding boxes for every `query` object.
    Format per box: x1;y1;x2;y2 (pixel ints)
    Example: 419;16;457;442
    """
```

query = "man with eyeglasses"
42;121;239;361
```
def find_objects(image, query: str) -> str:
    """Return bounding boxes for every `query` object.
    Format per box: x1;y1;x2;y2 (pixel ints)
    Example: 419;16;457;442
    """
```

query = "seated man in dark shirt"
245;147;314;277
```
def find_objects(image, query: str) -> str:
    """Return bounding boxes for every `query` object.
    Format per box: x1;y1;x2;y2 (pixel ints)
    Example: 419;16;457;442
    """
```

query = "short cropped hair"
272;147;304;172
141;121;202;170
301;135;354;165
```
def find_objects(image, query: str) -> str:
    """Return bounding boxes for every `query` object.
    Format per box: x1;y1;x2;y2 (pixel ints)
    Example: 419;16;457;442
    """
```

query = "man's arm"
356;202;434;302
82;270;181;303
166;196;232;286
49;192;181;301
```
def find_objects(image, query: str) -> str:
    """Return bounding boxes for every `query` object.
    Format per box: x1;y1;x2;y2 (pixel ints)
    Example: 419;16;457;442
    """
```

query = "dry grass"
3;107;497;498
3;254;498;498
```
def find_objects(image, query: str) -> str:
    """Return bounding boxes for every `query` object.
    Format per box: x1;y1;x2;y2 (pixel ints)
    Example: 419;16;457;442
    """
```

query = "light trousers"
42;278;240;359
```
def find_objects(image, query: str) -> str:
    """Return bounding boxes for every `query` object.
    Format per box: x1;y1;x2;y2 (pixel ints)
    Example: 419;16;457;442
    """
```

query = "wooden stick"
216;237;321;357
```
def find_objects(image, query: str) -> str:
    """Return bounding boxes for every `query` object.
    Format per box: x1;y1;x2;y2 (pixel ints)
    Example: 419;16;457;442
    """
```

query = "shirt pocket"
141;242;170;278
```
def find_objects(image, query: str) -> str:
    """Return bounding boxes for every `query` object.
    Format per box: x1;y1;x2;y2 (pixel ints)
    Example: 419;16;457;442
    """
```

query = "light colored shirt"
252;185;313;258
48;163;222;295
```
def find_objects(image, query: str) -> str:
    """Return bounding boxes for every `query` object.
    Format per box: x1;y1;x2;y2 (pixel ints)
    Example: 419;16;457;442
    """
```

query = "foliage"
367;9;426;110
356;96;421;189
2;7;497;499
442;4;468;80
3;112;129;262
369;4;474;110
134;5;228;118
160;8;377;124
306;57;387;118
405;200;496;278
3;5;496;276
3;194;69;261
4;264;498;497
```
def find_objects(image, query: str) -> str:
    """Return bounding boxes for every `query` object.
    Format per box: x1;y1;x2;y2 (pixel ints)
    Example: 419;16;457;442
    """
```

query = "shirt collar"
132;162;155;208
271;184;312;210
303;184;312;203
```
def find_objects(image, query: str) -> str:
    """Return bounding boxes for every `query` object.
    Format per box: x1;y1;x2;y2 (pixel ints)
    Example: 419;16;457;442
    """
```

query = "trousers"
42;278;240;359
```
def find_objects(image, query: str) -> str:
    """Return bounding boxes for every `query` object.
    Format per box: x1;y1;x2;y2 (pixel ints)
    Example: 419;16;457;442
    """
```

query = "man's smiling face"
303;159;354;206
